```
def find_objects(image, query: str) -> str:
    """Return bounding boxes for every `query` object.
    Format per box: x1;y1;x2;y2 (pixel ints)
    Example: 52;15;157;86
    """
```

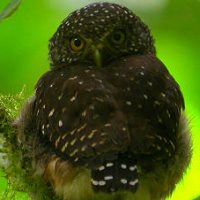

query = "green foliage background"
0;0;199;199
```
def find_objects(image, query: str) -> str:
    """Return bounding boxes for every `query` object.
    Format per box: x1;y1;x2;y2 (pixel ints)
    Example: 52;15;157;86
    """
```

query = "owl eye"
111;30;126;45
70;36;85;51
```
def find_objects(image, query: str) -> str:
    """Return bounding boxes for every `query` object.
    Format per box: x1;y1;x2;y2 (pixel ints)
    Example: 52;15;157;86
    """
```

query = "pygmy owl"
16;2;192;200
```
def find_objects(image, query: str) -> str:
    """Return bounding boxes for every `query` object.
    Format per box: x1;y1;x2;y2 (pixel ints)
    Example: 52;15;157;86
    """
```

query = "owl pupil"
74;38;82;47
113;34;121;41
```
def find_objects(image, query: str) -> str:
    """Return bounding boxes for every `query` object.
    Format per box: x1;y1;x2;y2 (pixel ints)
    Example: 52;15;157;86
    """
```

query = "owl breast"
34;54;183;168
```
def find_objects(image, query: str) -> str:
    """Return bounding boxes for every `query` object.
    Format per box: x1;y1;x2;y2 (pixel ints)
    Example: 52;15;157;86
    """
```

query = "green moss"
0;89;28;199
0;90;59;200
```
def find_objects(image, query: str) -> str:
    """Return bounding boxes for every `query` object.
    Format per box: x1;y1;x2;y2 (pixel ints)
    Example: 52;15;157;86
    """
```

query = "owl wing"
106;54;185;162
33;66;130;168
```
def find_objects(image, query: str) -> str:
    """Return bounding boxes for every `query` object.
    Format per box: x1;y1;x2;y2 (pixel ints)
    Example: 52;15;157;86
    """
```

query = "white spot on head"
91;179;98;186
166;110;171;118
82;110;87;117
70;129;76;135
98;166;105;171
61;141;68;152
161;92;166;97
106;163;113;167
155;134;162;140
122;127;126;131
49;108;54;117
55;136;61;148
147;81;153;86
81;145;87;152
104;176;113;180
101;132;106;137
42;124;45;135
80;135;86;142
91;142;97;147
129;179;139;186
121;164;127;169
58;94;63;100
120;179;128;184
129;77;134;81
72;92;78;102
121;74;126;78
126;101;132;106
140;72;144;76
70;138;77;146
37;109;40;116
77;123;87;132
85;69;90;73
99;181;106;186
42;104;45;109
143;94;148;99
69;149;78;157
74;157;79;162
129;166;137;171
88;129;97;139
96;79;102;83
104;123;111;127
154;101;160;106
59;120;63;127
70;96;76;102
68;76;77;81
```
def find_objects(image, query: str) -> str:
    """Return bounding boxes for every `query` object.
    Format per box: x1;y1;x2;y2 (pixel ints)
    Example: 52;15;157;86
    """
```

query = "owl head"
49;2;155;68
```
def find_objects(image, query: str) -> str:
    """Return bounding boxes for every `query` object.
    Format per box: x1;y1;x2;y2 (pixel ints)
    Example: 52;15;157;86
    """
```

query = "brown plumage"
15;2;192;200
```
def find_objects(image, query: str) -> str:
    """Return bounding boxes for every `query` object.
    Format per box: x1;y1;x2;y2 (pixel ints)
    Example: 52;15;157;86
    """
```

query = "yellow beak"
93;48;102;67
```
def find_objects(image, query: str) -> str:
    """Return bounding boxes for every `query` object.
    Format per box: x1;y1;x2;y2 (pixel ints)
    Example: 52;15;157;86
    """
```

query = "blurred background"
0;0;199;199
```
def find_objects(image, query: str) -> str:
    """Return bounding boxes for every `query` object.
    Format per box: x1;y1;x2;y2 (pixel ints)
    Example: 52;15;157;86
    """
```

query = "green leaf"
0;0;23;23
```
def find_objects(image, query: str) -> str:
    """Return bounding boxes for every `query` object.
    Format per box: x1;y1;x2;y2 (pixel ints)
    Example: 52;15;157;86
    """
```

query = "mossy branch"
0;90;58;200
0;90;28;199
0;89;58;200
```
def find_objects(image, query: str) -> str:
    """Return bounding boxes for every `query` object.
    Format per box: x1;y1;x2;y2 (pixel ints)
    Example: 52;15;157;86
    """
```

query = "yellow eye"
70;36;85;51
111;30;125;45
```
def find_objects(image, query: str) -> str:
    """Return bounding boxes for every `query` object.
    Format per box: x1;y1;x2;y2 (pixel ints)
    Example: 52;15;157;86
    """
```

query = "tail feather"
91;156;139;193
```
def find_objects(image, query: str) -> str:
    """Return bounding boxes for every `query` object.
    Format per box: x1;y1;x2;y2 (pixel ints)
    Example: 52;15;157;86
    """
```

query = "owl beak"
93;48;102;67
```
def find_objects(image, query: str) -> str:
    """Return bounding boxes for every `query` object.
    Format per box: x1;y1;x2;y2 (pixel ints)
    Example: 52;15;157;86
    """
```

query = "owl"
16;2;192;200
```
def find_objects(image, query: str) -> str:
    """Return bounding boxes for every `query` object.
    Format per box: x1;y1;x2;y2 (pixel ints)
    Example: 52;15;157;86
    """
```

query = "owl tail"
91;155;139;193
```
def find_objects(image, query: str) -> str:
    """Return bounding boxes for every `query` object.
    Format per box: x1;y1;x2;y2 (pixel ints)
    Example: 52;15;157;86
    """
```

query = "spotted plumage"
16;2;191;200
49;2;155;67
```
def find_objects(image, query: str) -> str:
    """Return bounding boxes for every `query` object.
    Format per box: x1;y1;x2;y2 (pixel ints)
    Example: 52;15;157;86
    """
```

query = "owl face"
49;2;155;67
